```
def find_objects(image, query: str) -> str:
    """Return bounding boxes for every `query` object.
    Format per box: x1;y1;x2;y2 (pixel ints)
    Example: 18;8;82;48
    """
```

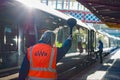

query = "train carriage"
0;0;97;79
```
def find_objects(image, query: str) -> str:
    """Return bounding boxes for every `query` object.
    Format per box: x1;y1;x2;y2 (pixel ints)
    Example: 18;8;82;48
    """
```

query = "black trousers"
95;50;103;63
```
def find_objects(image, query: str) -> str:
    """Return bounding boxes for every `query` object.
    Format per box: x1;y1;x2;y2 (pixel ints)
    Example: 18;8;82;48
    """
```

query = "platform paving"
70;48;120;80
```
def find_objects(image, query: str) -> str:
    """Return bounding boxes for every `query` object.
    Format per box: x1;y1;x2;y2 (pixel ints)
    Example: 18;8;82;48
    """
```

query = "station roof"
77;0;120;29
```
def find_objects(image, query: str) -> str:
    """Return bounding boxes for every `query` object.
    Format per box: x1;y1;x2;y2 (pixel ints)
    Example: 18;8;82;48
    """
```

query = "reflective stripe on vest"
27;76;56;80
28;45;57;80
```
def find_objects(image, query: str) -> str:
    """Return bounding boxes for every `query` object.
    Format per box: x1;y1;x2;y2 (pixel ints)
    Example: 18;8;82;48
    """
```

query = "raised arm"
56;35;72;63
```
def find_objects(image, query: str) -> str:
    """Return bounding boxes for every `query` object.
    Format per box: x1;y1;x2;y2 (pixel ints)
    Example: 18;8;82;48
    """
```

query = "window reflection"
0;26;18;51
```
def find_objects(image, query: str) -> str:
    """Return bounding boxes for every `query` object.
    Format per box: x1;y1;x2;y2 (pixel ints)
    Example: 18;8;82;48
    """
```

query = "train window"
0;26;18;51
24;25;36;48
4;26;18;51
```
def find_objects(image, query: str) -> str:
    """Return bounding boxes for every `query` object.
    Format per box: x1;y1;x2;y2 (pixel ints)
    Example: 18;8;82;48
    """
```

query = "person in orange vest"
18;30;72;80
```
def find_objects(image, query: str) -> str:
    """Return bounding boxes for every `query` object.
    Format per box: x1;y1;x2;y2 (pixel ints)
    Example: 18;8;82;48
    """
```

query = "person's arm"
18;55;30;80
56;35;72;63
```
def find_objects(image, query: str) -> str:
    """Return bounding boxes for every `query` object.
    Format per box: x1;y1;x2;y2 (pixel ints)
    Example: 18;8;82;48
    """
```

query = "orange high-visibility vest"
27;43;57;80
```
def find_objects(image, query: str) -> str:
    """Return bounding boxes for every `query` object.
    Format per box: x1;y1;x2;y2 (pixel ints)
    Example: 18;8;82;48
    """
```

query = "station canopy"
77;0;120;29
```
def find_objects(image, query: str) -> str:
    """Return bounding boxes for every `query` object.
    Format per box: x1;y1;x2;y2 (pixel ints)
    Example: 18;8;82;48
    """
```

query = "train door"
88;30;95;56
0;25;18;69
18;23;37;66
24;25;36;48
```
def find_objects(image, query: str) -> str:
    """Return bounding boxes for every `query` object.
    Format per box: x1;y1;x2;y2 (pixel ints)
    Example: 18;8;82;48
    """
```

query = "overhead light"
96;11;99;13
111;17;115;20
105;9;111;11
88;3;92;5
92;7;96;11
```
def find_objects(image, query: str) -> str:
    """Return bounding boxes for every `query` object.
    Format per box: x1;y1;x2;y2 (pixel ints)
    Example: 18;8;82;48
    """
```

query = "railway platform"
70;47;120;80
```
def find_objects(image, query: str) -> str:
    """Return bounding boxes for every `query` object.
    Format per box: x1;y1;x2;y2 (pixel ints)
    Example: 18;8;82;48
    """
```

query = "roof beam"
92;5;120;11
77;0;120;7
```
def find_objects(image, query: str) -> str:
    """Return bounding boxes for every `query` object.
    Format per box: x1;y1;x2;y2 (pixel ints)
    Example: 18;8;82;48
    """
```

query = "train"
0;0;117;79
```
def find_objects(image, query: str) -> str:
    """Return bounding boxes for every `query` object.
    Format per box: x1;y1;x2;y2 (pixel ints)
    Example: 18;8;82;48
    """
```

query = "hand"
67;35;72;40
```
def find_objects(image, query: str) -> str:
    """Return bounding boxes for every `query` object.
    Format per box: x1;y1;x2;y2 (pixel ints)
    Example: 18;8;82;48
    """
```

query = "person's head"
40;30;56;46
